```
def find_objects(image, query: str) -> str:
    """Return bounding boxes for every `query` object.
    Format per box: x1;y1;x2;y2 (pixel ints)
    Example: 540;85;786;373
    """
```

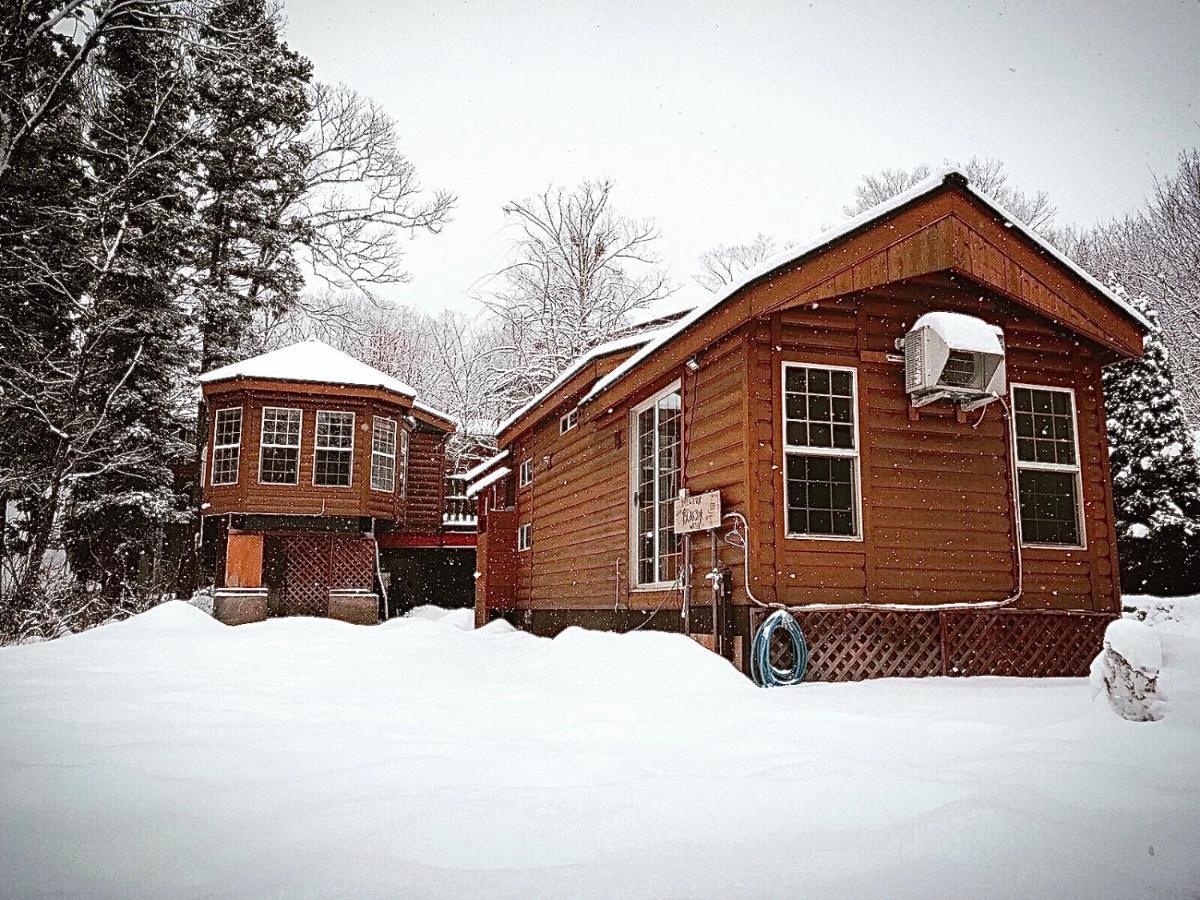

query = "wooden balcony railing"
443;491;478;529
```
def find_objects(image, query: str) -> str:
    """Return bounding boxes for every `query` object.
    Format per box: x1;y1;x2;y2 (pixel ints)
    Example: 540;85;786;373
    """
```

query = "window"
399;429;410;498
517;522;532;552
314;411;355;487
560;408;578;434
519;457;533;488
631;381;682;586
370;417;397;492
782;363;861;538
1011;385;1084;546
210;407;242;486
259;407;302;484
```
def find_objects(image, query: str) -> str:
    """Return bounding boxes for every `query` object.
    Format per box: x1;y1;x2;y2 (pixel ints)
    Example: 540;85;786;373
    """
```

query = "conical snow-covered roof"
199;340;418;398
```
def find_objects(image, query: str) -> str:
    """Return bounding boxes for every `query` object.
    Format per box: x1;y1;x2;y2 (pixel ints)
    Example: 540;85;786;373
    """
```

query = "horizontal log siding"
761;275;1117;613
201;386;446;529
403;429;448;533
510;332;748;611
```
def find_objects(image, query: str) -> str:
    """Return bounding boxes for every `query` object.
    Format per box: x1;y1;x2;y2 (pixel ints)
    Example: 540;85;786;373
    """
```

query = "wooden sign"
674;490;721;534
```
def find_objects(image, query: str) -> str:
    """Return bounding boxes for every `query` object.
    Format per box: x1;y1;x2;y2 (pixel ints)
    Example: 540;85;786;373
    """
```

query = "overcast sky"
283;0;1200;315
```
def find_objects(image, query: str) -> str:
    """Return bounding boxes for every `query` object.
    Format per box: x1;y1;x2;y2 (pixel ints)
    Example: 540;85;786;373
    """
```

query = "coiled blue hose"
750;609;809;687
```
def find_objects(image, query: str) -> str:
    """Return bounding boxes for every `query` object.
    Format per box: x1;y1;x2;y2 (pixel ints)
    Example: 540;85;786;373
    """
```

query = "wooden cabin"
198;340;475;624
473;170;1150;681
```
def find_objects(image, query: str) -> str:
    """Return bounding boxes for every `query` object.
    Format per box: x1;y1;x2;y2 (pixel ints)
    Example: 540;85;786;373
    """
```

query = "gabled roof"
465;465;510;498
459;449;509;483
584;168;1150;407
495;326;671;439
200;339;457;428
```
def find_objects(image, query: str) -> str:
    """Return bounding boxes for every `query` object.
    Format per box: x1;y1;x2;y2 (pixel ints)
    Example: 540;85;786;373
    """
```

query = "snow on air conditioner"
901;311;1006;410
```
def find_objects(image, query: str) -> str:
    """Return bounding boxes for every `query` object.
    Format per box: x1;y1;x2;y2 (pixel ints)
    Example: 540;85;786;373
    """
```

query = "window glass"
211;407;242;486
1012;386;1083;546
783;364;860;538
314;411;354;487
633;385;682;585
371;417;396;492
259;407;301;484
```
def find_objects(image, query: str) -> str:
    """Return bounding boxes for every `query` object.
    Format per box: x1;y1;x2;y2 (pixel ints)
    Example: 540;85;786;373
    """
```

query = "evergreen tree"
61;4;195;600
0;3;92;617
190;0;312;374
1103;288;1200;594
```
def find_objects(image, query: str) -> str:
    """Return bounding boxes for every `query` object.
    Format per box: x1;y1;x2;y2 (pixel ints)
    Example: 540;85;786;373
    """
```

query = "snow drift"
1;600;1197;898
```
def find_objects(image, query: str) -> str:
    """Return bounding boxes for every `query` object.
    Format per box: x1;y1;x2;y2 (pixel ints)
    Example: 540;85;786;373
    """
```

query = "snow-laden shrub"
1092;618;1163;721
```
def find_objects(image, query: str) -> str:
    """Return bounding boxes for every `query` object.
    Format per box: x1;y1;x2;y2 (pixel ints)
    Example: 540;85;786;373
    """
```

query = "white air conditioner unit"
903;312;1006;410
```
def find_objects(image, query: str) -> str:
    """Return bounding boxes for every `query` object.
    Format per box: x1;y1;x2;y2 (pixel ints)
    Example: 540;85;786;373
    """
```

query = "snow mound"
1096;596;1200;724
544;626;750;695
88;600;223;639
405;605;475;630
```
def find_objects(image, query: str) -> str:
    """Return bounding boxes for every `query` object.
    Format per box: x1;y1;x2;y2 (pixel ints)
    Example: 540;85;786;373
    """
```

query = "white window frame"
628;379;684;590
1009;382;1087;550
517;522;532;552
312;410;355;488
258;406;302;485
210;406;243;486
399;428;410;499
781;361;863;542
370;416;397;493
518;457;533;488
560;408;579;434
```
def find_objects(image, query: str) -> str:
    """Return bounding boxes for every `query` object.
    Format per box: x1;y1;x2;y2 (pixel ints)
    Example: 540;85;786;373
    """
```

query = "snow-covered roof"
583;168;1151;407
465;465;510;498
625;293;700;326
496;327;671;437
200;340;458;428
200;340;417;397
914;311;1004;355
459;450;509;483
411;398;457;428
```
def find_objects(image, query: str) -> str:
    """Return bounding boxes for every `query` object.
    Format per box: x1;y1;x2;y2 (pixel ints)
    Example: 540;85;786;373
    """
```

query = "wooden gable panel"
768;198;1141;358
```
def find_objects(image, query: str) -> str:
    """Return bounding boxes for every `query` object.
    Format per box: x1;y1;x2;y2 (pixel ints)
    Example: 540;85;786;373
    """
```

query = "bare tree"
1068;150;1200;426
693;233;783;292
486;178;671;404
289;82;455;293
845;156;1057;233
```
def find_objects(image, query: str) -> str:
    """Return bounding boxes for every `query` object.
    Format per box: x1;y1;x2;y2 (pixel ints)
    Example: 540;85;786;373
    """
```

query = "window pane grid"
370;417;396;493
783;364;860;538
1012;386;1082;546
784;365;855;452
634;386;682;586
211;408;242;485
314;411;354;487
259;408;300;484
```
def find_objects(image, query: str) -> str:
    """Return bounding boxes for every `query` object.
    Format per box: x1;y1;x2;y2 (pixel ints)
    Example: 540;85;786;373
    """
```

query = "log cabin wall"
496;272;1119;621
753;273;1118;615
508;329;749;613
403;427;448;533
201;383;447;528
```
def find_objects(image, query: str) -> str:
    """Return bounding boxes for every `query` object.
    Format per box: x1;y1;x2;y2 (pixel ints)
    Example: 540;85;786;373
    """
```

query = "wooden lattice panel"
281;535;332;617
279;535;375;617
753;607;1113;682
942;610;1111;677
329;538;375;591
791;610;943;682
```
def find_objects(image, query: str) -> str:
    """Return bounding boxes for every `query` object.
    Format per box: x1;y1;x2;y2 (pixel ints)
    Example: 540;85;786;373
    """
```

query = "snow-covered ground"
1;601;1198;898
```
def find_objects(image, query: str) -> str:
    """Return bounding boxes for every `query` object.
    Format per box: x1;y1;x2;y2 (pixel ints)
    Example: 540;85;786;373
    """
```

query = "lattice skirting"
278;535;375;617
749;607;1114;682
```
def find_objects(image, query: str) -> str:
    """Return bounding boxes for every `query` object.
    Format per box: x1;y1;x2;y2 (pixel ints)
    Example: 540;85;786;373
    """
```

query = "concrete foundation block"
328;591;379;625
214;588;269;626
